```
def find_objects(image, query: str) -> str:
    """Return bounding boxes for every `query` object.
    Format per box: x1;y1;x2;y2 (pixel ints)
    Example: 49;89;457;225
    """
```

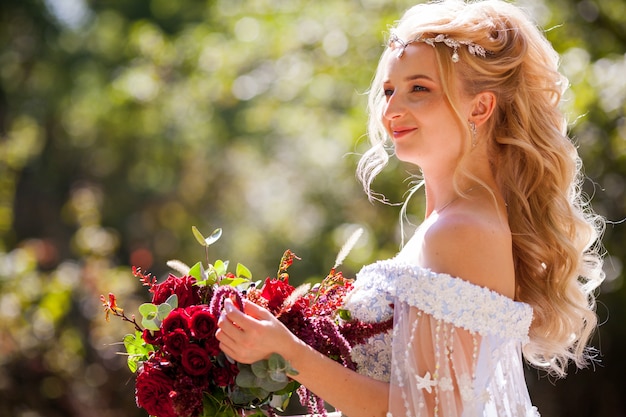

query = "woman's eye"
383;88;394;97
412;85;427;92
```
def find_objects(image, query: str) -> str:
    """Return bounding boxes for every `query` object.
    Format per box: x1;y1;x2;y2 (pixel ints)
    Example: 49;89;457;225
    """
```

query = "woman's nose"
383;94;405;120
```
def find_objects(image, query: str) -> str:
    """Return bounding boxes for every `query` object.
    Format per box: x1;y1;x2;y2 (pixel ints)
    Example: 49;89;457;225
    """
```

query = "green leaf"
236;263;252;279
192;226;223;247
156;302;173;321
202;391;240;417
141;317;161;331
267;352;284;370
251;360;269;378
235;366;260;388
188;262;204;280
138;303;158;320
192;226;208;246
268;368;289;383
205;228;223;246
219;277;249;287
123;331;152;373
258;377;289;392
213;259;228;276
165;294;178;309
338;308;352;321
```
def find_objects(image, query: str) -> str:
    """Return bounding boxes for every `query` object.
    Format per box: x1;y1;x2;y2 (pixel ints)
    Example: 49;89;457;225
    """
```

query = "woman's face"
381;43;471;171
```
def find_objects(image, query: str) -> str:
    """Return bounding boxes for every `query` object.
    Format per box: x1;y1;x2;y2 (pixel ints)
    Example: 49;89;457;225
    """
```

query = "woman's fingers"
241;298;273;319
216;298;294;364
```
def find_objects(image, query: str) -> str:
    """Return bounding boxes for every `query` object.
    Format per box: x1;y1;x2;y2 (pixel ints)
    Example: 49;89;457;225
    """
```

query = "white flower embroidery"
438;376;454;392
479;389;492;403
457;374;474;402
415;372;438;393
354;260;533;340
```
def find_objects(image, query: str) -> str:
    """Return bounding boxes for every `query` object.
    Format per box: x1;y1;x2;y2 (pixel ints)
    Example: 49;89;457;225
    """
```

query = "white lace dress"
342;259;539;417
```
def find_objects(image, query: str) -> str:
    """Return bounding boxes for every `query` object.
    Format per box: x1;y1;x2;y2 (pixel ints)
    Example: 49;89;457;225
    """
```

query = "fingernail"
224;299;235;314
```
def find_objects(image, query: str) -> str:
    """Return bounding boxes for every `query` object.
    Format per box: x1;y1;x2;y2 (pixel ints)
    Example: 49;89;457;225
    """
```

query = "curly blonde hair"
357;0;605;377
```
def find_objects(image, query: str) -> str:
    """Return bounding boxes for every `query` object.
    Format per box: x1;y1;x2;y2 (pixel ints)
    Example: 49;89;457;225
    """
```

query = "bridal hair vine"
389;33;489;62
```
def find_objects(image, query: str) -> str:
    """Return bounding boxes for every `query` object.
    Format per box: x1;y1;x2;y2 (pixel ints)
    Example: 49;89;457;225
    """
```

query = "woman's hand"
215;298;296;364
217;298;390;416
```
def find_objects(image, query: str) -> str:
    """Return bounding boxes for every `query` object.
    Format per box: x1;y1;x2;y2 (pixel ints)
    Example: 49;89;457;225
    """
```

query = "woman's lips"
392;126;417;139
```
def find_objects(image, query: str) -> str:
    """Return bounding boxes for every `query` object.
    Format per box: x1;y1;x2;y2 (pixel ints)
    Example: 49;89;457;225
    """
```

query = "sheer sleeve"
387;265;539;417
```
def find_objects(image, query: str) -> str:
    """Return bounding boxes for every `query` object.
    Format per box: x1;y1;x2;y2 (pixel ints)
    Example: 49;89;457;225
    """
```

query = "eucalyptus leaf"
165;293;178;309
267;353;284;370
258;377;289;392
141;317;161;331
156;302;173;321
251;360;269;378
268;369;289;383
229;386;260;406
138;303;158;320
235;366;260;388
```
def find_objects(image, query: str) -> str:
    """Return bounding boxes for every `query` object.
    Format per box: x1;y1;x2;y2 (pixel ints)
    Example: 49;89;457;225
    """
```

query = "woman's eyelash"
383;85;428;97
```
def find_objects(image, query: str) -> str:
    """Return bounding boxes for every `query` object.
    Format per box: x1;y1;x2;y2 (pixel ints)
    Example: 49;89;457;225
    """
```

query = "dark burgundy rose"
135;361;177;417
163;328;189;357
143;329;162;346
187;307;216;340
170;374;204;417
203;336;221;357
181;344;212;376
211;362;239;387
152;274;201;308
161;309;189;334
260;277;295;313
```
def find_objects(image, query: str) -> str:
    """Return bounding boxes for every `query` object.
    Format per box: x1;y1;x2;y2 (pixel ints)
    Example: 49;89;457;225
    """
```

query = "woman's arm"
216;298;389;417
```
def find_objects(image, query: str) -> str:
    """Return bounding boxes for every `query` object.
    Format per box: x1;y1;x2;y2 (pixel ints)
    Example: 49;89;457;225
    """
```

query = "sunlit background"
1;0;625;416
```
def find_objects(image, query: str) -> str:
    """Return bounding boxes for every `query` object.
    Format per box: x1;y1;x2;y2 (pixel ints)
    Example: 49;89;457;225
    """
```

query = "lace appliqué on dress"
358;260;533;340
342;264;394;381
346;259;539;417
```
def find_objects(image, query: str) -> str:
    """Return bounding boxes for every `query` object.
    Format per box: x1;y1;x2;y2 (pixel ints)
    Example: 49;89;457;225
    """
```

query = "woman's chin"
393;150;420;166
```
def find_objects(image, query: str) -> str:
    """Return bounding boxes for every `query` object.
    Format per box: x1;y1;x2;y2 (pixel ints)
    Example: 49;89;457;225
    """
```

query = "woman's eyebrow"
383;74;435;84
404;74;435;82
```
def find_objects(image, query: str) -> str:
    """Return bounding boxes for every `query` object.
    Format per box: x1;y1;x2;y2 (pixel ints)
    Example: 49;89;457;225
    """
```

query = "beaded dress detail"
343;259;539;417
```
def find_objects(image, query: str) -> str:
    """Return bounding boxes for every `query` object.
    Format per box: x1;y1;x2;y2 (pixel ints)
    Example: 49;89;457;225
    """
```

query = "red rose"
163;328;189;357
203;337;221;357
211;362;239;387
135;361;177;417
260;277;295;313
170;374;204;417
181;344;212;376
162;309;189;334
152;274;201;308
187;307;216;340
143;329;162;346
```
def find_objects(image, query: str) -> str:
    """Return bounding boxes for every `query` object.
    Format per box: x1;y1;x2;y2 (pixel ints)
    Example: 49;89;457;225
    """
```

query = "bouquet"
101;226;392;417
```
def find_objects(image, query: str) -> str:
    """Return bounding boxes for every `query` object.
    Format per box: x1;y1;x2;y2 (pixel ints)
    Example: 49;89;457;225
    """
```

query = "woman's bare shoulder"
420;206;515;298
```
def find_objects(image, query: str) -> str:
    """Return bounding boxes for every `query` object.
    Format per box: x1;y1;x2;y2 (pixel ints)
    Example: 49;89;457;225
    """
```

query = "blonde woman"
216;1;605;416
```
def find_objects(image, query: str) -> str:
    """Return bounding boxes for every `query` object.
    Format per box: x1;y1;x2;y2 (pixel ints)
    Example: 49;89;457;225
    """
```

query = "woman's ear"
470;91;496;127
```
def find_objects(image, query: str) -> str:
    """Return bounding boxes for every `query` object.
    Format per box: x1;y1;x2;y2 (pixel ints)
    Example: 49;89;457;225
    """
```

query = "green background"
1;0;624;416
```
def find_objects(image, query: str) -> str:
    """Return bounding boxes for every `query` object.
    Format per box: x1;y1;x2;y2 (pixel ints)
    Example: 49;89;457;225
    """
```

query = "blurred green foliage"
0;0;624;416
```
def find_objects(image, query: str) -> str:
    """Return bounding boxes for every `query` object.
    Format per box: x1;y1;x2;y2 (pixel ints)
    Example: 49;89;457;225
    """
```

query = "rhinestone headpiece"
389;33;488;62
